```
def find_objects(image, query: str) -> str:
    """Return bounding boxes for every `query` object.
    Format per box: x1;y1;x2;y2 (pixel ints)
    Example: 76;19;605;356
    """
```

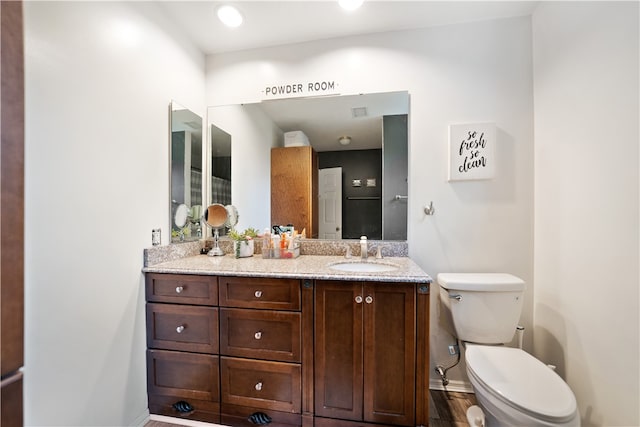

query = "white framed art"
448;122;495;181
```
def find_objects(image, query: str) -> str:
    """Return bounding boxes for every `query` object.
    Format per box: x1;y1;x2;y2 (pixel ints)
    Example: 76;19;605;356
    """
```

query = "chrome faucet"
360;236;368;260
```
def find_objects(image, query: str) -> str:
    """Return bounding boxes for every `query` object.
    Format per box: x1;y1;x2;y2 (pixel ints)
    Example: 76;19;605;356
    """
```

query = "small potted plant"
228;227;259;258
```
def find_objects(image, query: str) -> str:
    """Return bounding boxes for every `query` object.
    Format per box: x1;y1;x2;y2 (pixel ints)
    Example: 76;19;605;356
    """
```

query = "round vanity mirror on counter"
203;203;228;256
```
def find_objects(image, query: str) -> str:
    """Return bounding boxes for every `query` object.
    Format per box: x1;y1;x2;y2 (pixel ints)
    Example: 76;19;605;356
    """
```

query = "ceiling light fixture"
217;5;243;28
339;136;352;146
338;0;364;11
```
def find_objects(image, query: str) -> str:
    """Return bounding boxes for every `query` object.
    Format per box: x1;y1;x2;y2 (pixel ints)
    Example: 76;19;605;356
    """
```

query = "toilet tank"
437;273;525;344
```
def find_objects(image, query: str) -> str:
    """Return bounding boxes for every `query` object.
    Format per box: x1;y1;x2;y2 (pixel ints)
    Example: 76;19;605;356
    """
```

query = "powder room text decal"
448;122;495;181
262;81;339;99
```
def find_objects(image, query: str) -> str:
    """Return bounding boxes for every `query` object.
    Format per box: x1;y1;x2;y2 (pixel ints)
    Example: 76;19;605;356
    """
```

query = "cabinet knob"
175;286;184;293
254;331;262;340
255;381;263;391
176;325;185;333
254;290;263;298
355;295;363;304
365;295;373;304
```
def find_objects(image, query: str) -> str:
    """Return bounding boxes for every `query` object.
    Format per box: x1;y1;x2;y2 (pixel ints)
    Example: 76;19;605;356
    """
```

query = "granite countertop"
143;254;432;284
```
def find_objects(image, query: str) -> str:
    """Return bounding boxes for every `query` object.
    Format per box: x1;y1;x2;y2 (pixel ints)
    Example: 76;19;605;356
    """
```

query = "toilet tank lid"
437;273;525;291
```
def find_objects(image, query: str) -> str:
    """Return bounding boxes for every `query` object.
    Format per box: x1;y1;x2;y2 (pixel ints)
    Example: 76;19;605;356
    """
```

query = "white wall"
205;16;535;388
24;2;205;425
532;2;639;426
206;104;281;232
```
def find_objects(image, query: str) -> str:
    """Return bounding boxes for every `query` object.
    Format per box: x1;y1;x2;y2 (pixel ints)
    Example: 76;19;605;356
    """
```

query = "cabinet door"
363;283;416;426
314;281;363;421
271;146;318;238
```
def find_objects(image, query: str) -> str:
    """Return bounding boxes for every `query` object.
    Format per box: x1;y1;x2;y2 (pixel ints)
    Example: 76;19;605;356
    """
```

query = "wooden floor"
145;389;477;427
428;389;478;427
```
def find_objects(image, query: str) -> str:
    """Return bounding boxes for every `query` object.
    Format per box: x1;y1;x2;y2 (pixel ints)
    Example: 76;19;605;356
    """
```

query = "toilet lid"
466;345;577;422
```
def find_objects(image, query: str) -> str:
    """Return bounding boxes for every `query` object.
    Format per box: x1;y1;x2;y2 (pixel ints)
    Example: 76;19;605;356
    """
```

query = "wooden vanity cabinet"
314;280;427;427
218;276;312;427
145;273;221;423
145;272;429;427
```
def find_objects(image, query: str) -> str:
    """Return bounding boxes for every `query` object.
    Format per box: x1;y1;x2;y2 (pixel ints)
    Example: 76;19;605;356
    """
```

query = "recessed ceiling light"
217;5;243;28
338;0;364;11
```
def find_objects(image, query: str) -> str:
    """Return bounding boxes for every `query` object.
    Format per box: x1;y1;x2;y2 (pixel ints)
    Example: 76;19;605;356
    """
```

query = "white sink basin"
329;261;399;273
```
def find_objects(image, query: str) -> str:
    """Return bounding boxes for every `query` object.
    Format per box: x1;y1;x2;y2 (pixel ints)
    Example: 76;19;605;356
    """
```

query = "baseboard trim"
131;409;150;427
149;414;228;427
429;378;475;393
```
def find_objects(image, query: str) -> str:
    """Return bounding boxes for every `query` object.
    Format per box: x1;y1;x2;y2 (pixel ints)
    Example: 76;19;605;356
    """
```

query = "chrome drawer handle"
175;286;184;294
254;290;263;298
355;295;363;304
255;381;263;391
176;325;185;333
254;331;262;340
365;295;373;304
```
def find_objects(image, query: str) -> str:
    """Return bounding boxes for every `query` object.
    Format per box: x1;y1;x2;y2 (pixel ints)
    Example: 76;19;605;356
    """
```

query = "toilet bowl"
465;344;580;427
437;273;580;427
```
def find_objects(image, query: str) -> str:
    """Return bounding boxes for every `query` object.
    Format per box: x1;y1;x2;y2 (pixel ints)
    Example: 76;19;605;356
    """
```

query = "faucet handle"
344;245;352;259
375;245;385;259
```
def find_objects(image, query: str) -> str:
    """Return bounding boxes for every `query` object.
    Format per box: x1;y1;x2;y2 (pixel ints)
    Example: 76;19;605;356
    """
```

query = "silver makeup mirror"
203;203;228;256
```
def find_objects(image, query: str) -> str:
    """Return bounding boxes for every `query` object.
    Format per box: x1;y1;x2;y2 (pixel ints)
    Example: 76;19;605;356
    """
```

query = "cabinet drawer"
147;303;219;353
220;308;301;362
147;349;220;402
146;274;218;305
220;357;301;413
219;277;300;310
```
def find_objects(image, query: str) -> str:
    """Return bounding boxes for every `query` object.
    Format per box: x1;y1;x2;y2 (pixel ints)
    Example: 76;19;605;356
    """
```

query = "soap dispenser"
360;236;368;260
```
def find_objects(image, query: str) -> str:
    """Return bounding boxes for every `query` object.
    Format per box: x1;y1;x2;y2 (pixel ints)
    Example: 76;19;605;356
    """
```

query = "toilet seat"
466;345;578;424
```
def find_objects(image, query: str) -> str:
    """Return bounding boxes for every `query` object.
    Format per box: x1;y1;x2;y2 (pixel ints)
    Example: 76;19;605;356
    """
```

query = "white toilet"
437;273;580;427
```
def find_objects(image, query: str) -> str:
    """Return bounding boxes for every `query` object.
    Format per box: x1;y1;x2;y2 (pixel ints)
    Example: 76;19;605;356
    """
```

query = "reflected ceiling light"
338;0;364;11
217;5;243;28
339;136;352;146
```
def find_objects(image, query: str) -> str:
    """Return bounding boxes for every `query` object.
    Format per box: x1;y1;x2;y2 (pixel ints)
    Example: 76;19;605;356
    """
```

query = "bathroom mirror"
206;91;409;240
209;123;232;207
170;100;203;242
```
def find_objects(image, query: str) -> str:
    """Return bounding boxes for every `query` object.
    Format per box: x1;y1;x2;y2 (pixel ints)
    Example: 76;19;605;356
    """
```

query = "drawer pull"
172;400;193;413
176;325;185;333
355;295;363;304
254;331;262;340
175;286;184;294
365;295;373;304
248;412;272;425
254;290;263;298
255;381;263;391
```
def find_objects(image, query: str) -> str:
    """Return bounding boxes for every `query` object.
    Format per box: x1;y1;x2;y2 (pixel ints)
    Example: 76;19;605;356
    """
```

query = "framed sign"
448;122;495;181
